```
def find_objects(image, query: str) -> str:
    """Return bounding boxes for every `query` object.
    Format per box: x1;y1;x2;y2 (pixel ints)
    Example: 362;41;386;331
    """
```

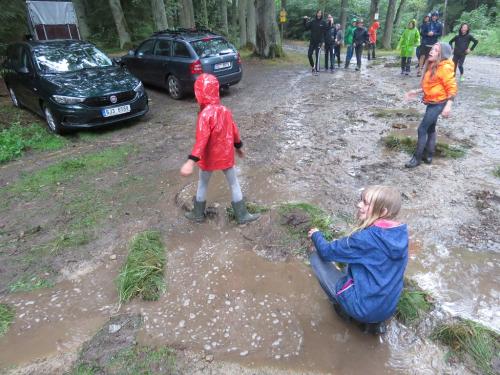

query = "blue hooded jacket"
311;223;408;323
421;20;442;46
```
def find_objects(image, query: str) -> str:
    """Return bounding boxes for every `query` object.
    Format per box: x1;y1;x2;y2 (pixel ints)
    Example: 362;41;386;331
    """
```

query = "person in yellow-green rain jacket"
397;20;420;75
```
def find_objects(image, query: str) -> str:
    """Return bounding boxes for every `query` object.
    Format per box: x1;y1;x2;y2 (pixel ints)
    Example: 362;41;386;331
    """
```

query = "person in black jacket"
352;19;369;71
449;23;479;81
324;14;337;72
304;10;326;74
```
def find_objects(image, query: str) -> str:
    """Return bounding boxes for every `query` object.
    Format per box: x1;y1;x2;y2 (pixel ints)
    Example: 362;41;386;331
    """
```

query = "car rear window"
190;38;235;58
173;42;191;58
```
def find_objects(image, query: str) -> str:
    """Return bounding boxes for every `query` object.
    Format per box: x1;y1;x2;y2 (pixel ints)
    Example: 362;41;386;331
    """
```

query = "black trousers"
354;44;364;68
334;45;341;66
308;42;321;69
325;44;335;69
401;56;412;72
367;43;376;60
453;53;466;75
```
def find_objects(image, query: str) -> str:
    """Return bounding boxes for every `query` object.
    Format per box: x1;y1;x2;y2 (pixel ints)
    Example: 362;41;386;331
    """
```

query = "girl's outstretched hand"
308;228;320;239
404;89;418;101
180;159;195;176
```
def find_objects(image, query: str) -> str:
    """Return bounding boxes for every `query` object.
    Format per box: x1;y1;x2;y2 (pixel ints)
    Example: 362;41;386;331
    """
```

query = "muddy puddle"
1;50;499;374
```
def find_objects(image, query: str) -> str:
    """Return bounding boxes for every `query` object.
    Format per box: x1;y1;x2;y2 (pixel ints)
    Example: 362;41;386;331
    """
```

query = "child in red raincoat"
180;73;260;224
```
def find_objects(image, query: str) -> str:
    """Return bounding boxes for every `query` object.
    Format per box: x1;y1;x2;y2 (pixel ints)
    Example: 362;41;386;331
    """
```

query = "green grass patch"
240;48;308;66
8;274;54;293
117;231;166;304
371;108;420;119
493;166;500;178
226;201;270;221
69;363;99;375
431;319;500;375
0;303;15;337
383;135;466;159
0;122;67;163
106;346;176;374
396;289;433;325
0;145;133;202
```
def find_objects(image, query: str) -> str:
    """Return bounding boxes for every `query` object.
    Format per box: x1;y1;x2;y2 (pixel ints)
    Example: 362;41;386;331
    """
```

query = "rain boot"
185;200;206;222
405;155;421;168
362;321;387;335
231;200;260;225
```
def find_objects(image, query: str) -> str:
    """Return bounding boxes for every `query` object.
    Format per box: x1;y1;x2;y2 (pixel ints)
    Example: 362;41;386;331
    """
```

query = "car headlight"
134;81;145;95
52;95;85;104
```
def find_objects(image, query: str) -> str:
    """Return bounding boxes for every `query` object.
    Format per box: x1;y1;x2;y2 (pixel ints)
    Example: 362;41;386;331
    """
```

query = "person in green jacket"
397;19;420;75
344;18;357;68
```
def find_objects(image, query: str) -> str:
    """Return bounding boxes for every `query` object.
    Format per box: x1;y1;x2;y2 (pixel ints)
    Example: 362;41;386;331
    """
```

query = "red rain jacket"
189;74;242;171
368;21;380;44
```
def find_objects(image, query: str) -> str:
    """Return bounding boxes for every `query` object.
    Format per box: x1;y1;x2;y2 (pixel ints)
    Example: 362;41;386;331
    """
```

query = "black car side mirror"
128;50;134;56
112;57;122;65
17;66;30;74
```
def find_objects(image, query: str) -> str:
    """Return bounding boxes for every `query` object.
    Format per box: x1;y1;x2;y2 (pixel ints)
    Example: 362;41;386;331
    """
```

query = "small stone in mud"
205;354;214;362
204;344;212;351
178;320;186;328
108;324;122;333
109;254;117;260
239;350;249;356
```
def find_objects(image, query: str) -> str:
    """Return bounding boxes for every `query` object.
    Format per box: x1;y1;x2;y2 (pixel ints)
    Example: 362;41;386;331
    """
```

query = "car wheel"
8;87;21;108
43;105;64;134
167;75;184;100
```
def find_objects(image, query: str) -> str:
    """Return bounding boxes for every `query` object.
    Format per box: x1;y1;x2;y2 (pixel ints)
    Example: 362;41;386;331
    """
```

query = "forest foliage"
0;0;498;54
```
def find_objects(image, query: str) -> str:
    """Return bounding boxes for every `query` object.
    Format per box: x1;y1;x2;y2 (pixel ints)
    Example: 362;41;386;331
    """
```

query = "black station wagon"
121;29;242;99
2;40;148;134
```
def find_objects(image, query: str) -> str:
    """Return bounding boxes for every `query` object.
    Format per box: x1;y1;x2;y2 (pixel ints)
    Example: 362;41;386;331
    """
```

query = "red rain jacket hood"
190;74;241;171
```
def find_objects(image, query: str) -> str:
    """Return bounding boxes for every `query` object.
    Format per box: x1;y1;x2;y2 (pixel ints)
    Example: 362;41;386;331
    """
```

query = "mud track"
0;47;499;374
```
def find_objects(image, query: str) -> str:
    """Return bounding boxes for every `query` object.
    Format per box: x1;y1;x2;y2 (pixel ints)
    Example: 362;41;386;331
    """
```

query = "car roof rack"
152;27;218;38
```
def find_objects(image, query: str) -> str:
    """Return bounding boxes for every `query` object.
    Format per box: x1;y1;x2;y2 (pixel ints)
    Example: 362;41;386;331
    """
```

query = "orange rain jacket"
189;74;242;171
368;21;380;44
421;60;457;104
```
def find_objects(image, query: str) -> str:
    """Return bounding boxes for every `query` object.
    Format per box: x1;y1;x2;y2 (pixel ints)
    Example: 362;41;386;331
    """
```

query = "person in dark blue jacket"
323;14;337;72
304;10;326;75
307;185;408;334
418;11;442;76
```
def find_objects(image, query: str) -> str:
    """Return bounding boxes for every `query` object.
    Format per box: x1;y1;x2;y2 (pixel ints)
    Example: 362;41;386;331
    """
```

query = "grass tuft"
396;289;433;325
383;135;466;159
70;363;99;375
226;201;270;221
431;319;500;375
279;202;341;241
0;303;15;337
9;274;54;293
107;346;176;374
117;231;166;304
0;122;67;164
493;166;500;178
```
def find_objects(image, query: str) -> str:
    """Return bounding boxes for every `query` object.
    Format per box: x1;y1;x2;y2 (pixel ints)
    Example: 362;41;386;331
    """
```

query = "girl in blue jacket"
308;185;408;333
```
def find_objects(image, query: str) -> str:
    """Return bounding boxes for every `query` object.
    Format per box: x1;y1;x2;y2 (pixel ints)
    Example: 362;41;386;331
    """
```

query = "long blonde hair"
351;185;402;233
422;43;444;80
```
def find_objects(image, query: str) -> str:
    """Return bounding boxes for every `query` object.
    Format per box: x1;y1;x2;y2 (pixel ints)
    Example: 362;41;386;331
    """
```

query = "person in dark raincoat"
449;23;479;81
352;19;369;71
323;14;337;72
304;10;327;74
180;74;260;224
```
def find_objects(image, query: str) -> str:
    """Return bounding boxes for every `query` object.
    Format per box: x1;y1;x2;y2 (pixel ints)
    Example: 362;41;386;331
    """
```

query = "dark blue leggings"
310;252;346;303
415;102;446;159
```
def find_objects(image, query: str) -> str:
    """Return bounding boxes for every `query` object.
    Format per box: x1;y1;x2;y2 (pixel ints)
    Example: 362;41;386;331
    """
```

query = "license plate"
214;62;231;70
101;105;131;117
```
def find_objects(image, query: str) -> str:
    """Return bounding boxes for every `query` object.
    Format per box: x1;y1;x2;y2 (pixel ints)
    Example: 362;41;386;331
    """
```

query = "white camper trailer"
26;0;81;40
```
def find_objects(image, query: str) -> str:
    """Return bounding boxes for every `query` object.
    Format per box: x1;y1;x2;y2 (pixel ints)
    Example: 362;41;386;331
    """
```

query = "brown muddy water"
1;48;499;374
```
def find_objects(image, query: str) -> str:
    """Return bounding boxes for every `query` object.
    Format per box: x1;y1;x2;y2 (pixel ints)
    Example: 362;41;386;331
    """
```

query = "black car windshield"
33;45;112;73
190;38;235;58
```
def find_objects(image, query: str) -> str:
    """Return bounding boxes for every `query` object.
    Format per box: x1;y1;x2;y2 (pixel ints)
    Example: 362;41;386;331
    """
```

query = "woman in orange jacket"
404;42;457;168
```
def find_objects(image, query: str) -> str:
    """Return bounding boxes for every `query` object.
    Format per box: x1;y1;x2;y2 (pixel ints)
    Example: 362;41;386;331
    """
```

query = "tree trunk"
381;0;397;49
150;0;169;31
219;0;229;35
231;0;237;34
179;0;195;28
108;0;131;48
239;0;247;47
246;0;256;48
340;0;348;33
200;0;208;28
72;0;90;40
442;0;448;34
255;0;281;58
393;0;406;27
368;0;379;24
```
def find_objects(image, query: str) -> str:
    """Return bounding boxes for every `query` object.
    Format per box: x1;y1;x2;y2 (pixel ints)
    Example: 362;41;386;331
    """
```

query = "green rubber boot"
231;200;260;225
185;200;206;222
